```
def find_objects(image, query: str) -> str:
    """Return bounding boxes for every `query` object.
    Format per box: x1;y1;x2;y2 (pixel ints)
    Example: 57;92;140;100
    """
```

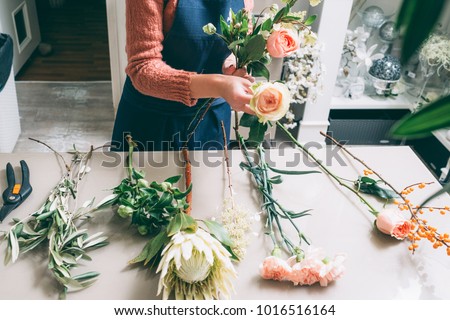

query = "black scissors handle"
1;160;32;221
19;160;32;200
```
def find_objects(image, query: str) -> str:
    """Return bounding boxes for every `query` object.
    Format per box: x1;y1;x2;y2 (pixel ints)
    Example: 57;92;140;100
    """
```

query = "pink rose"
250;82;291;123
266;28;300;58
244;0;254;12
259;256;292;281
376;208;415;240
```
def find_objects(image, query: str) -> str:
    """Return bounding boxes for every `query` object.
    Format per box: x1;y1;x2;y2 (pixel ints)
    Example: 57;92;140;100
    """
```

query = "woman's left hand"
222;54;255;83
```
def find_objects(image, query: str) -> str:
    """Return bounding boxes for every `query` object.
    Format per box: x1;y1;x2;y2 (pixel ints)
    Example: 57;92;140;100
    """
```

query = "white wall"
106;0;126;110
0;0;41;74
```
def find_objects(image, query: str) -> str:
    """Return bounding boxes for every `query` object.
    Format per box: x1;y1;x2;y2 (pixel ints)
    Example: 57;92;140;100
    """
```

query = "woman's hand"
217;75;255;114
222;54;255;83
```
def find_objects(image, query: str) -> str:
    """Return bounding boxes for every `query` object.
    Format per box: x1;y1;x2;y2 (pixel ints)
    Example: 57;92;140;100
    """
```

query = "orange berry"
444;233;449;239
412;243;419;249
440;210;446;215
429;208;434;212
408;245;414;251
445;206;450;211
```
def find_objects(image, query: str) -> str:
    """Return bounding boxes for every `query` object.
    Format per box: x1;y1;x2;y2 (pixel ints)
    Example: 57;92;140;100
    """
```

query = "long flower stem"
320;131;449;251
221;121;234;207
276;122;378;215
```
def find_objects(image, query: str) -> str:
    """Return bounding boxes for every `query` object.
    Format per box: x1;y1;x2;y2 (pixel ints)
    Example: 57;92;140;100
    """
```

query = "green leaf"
167;213;182;236
202;220;234;247
244;34;266;62
94;194;119;210
261;18;273;32
248;61;270;80
248;121;268;145
9;230;20;263
357;180;399;200
72;271;100;282
288;210;312;219
132;169;145;180
273;6;289;24
155;192;174;208
61;229;88;248
143;231;169;265
165;175;182;185
239;113;258;128
396;0;417;30
398;0;446;63
268;175;283;184
220;15;230;40
173;183;192;200
228;38;245;50
127;239;152;264
180;213;197;233
304;15;317;26
391;95;450;138
240;114;268;145
267;165;320;175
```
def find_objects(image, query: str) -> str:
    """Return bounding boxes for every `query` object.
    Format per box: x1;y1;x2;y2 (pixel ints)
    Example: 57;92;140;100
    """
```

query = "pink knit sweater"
125;0;250;107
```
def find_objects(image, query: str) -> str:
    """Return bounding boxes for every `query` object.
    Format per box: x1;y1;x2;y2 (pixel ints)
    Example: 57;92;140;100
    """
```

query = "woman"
111;0;254;151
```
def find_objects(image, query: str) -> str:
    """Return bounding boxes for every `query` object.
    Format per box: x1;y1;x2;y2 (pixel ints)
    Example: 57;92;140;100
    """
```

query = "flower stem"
276;122;378;215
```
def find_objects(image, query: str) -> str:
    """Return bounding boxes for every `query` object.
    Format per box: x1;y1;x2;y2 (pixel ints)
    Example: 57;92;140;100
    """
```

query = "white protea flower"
156;228;237;300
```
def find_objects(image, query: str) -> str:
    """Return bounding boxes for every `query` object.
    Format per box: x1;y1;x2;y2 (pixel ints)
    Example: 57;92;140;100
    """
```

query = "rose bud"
375;208;416;240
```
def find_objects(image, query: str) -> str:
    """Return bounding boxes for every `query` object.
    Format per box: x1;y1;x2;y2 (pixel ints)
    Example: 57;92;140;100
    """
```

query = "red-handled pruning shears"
0;160;32;222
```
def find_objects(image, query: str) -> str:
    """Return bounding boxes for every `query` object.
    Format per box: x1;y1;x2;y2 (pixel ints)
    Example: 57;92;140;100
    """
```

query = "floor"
13;81;115;152
15;0;110;81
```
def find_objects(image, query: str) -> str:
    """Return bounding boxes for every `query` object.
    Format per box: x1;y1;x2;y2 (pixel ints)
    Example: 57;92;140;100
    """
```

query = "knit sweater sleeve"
125;0;197;107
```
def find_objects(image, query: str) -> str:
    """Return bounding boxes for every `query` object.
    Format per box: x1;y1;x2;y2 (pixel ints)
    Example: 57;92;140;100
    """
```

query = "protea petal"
156;229;237;300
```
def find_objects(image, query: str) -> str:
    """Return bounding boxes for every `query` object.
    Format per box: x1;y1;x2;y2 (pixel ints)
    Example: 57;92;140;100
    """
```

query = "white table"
0;146;449;299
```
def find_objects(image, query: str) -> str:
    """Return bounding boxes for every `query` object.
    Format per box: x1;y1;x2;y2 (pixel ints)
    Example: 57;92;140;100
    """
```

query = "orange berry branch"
320;132;450;256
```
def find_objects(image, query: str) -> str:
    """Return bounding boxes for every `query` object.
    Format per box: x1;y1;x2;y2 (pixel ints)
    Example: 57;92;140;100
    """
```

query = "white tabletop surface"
0;146;449;300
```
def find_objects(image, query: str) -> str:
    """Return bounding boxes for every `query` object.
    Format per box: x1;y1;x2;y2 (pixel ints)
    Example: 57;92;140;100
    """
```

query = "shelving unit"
296;0;450;180
331;91;414;110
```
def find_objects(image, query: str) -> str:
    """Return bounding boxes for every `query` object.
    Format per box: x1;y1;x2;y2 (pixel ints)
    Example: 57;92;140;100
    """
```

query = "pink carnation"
259;256;292;281
287;248;346;286
319;254;346;286
289;257;322;285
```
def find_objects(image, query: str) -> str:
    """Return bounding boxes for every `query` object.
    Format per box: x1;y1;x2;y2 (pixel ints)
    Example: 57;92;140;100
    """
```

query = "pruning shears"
0;160;32;222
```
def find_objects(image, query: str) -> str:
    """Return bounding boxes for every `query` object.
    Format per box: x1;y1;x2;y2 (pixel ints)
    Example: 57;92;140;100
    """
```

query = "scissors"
0;160;32;222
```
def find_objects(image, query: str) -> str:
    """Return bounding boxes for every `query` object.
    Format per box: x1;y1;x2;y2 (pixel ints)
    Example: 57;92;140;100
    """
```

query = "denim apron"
111;0;244;151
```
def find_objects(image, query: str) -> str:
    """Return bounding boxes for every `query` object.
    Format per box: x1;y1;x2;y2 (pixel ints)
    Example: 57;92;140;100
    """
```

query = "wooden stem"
182;148;192;215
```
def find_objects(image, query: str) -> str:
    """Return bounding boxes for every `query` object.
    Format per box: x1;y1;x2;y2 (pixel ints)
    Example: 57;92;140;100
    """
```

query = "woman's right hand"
218;75;255;114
